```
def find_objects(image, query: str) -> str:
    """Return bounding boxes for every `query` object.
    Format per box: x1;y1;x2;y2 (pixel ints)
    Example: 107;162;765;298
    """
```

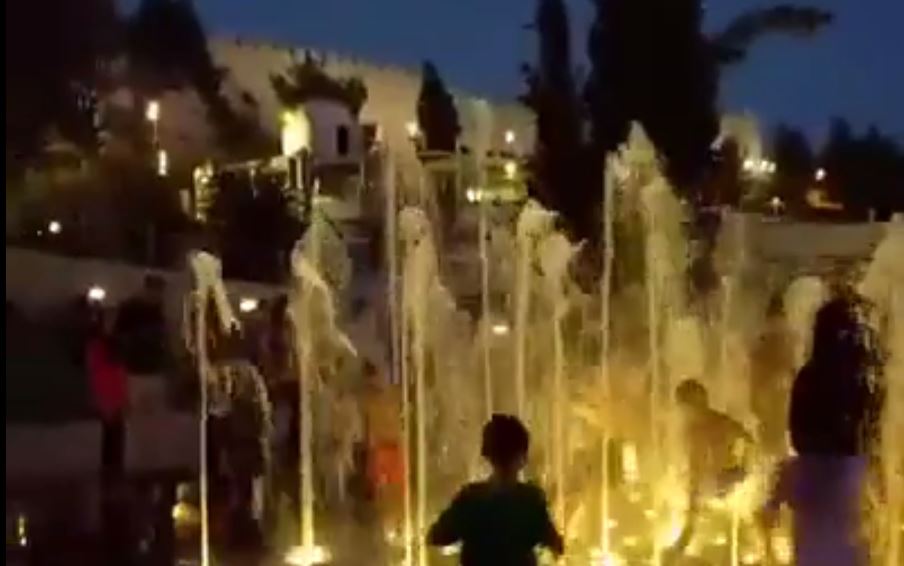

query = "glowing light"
87;286;106;303
815;167;826;181
606;519;619;529
622;536;638;548
769;196;784;216
741;551;761;565
772;533;792;564
504;129;516;145
239;297;259;313
48;220;62;234
622;443;640;483
713;535;728;546
145;100;160;123
405;120;420;140
643;508;656;519
284;545;330;566
157;149;168;177
492;323;510;336
504;160;518;180
590;547;625;566
17;515;27;547
281;109;312;156
742;158;754;172
466;188;480;203
171;502;199;525
439;545;460;556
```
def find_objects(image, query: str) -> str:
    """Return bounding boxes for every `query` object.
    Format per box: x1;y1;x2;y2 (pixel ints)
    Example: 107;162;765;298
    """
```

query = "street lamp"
48;220;62;235
769;196;784;217
157;149;168;177
815;167;826;182
504;129;516;145
146;99;160;143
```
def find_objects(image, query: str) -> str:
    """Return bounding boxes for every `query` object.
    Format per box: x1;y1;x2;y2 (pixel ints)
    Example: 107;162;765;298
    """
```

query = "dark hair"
676;379;708;407
809;297;871;373
481;414;529;470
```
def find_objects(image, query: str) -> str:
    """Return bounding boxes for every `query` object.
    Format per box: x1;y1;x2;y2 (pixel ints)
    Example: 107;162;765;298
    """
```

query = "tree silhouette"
271;52;368;116
206;170;304;282
586;0;832;195
6;0;119;171
521;0;592;240
416;61;460;152
772;124;815;213
128;0;273;159
821;119;904;220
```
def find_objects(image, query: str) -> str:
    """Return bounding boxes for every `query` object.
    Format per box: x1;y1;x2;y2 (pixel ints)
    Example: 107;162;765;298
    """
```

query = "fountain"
176;116;903;566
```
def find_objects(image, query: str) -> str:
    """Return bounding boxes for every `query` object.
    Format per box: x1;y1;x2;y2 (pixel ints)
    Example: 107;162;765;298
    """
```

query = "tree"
521;0;592;240
416;61;460;152
127;0;273;159
6;0;120;172
586;1;832;196
772;124;815;213
586;0;718;192
710;5;833;67
206;170;304;282
271;52;368;116
821;120;904;220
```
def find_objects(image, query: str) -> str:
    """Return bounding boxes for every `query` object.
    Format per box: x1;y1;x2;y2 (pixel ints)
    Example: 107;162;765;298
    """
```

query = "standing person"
428;414;563;565
86;308;131;563
761;297;880;566
116;274;167;374
87;309;129;481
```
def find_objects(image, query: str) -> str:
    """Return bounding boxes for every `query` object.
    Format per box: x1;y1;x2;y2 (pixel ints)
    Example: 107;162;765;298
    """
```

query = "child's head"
481;414;530;475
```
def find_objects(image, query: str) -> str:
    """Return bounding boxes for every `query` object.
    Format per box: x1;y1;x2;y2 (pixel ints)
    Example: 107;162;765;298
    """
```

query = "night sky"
193;0;904;143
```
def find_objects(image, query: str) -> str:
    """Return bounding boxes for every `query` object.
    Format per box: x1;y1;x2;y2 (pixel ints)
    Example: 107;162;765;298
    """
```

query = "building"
136;37;534;175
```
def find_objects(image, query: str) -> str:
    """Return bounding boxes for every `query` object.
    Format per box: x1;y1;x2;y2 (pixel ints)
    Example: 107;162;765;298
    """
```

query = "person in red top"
86;308;128;481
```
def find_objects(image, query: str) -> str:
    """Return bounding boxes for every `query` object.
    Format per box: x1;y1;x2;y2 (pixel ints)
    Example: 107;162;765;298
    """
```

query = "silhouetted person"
762;297;879;566
87;309;128;482
115;274;167;374
428;414;563;566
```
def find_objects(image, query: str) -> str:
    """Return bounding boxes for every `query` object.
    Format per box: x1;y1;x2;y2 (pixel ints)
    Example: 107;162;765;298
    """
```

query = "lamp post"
146;100;160;145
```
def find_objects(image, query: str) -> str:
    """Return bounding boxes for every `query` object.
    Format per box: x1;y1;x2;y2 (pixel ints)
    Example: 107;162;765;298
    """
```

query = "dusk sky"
193;0;904;144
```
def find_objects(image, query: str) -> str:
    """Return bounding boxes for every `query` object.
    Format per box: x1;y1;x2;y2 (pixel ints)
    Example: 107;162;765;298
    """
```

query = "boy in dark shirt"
428;414;563;566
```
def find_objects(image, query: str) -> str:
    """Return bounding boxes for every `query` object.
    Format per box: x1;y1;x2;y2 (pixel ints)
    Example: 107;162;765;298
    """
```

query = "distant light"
440;545;460;556
504;160;518;180
491;323;510;336
157;149;168;177
767;160;777;174
405;120;419;140
622;536;638;548
643;508;656;519
239;297;259;313
145;100;160;123
284;545;330;566
504;129;516;145
48;220;62;234
770;196;784;215
742;158;754;172
87;286;106;303
713;535;728;546
465;188;479;203
815;167;826;181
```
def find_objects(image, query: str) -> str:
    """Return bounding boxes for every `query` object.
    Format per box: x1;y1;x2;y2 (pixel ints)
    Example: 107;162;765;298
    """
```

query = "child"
428;414;563;565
